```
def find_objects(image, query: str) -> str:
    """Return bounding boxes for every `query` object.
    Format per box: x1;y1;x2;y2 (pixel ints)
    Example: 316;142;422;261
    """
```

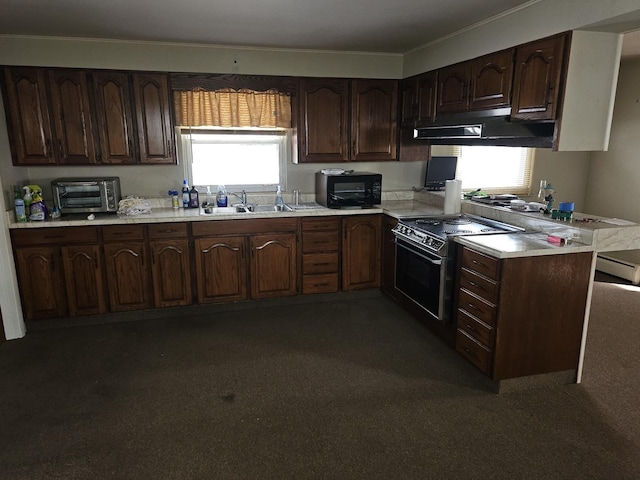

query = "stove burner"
443;229;472;234
443;218;471;225
415;219;441;226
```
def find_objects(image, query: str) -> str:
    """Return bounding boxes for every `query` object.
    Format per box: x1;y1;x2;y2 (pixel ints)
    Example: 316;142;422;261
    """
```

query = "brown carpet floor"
0;280;639;479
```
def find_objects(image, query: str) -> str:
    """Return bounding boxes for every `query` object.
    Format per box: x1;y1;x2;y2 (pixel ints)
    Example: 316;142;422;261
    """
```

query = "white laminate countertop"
454;232;594;259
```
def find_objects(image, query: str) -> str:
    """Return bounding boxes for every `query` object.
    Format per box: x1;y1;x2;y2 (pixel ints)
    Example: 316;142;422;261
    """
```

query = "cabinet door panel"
437;64;470;114
48;69;97;164
93;71;136;164
469;49;514;110
151;239;192;307
342;216;381;290
103;242;151;312
351;79;397;161
251;233;297;299
61;244;106;316
195;237;247;304
298;78;349;163
15;247;66;319
133;73;175;164
416;71;437;124
511;35;566;120
3;67;56;165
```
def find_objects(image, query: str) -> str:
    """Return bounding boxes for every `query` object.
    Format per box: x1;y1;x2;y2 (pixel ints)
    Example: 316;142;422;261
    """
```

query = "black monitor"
424;156;458;191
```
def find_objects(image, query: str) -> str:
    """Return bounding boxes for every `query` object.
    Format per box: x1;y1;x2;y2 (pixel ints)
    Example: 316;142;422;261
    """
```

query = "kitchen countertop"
454;232;594;259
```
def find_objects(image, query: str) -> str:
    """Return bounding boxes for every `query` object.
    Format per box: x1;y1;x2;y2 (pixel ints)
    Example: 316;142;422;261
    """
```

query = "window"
178;128;289;191
432;145;535;195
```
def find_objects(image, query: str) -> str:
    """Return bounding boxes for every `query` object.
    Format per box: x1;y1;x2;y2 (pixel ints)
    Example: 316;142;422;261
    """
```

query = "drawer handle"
465;324;478;333
467;303;480;311
158;229;177;234
471;259;485;267
468;280;479;287
313;282;330;287
313;262;331;266
43;234;64;240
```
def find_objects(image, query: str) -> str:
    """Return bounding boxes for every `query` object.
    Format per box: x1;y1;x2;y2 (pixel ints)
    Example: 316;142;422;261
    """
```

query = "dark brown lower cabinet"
150;239;192;307
251;233;297;299
342;215;381;291
103;241;152;313
194;236;248;304
61;244;106;316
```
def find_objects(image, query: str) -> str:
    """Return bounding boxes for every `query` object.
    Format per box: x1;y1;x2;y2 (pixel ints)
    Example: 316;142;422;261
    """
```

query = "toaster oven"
51;177;121;214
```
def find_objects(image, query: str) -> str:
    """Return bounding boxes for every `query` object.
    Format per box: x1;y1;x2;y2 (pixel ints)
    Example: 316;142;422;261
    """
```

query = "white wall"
585;57;640;223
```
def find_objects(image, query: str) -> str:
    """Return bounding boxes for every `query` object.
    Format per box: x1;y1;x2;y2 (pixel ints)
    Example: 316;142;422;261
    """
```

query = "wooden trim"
169;73;298;94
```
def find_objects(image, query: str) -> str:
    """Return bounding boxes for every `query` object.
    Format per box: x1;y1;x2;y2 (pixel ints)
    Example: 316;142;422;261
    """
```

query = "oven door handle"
394;238;442;266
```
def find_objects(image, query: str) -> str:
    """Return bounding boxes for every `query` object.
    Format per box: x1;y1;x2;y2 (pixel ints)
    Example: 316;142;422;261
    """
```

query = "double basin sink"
201;203;323;215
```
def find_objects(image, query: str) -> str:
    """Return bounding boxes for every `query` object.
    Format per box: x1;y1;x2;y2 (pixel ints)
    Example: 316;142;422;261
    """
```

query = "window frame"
177;127;290;192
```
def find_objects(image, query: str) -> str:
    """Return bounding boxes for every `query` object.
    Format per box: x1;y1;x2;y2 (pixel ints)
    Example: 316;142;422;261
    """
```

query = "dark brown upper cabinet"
4;67;98;165
2;67;175;166
133;73;175;164
92;71;137;164
401;70;437;127
437;49;514;115
297;77;397;163
511;34;567;121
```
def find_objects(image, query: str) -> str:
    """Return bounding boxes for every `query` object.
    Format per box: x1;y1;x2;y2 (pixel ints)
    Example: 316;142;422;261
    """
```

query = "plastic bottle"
168;190;179;209
14;188;26;223
275;185;284;207
182;179;190;208
203;186;213;207
189;185;200;208
216;185;228;207
22;186;32;212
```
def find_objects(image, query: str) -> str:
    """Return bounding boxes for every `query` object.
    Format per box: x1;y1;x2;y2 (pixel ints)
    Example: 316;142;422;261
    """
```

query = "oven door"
394;237;447;321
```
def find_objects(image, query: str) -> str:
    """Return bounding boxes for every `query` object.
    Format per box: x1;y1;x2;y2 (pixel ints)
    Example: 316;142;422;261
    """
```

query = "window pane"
182;130;287;190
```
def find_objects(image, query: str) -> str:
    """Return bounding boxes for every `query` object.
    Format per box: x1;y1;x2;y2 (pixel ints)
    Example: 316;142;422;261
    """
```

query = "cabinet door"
437;63;470;114
150;239;192;308
92;71;137;164
61;244;106;316
415;71;438;124
342;215;381;291
48;69;97;164
511;35;567;121
3;67;57;165
132;73;175;164
298;78;349;163
400;77;418;126
103;242;152;312
194;237;247;304
250;233;297;299
469;49;514;110
15;247;66;320
351;79;397;161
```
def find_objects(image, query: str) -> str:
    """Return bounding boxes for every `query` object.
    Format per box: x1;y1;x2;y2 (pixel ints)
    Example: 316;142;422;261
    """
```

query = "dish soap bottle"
182;179;190;208
275;185;284;208
216;185;228;207
189;185;199;208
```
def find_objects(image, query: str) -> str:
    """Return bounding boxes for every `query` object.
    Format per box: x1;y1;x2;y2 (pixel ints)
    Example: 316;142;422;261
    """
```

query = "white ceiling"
0;0;540;54
2;0;640;57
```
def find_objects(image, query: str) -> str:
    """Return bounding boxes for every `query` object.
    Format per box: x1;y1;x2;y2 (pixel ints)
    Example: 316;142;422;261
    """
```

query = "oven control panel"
392;224;446;254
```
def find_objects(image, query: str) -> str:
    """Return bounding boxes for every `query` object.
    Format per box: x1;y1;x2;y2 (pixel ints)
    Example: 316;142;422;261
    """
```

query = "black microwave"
315;171;382;209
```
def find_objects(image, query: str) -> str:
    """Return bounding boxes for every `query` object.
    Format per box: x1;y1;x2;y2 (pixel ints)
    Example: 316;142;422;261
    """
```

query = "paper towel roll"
444;180;462;214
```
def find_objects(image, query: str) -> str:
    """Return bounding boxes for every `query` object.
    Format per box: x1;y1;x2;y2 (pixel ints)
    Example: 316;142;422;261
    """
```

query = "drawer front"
458;289;497;327
148;222;188;239
302;231;339;253
303;253;339;274
456;329;492;375
301;218;340;232
460;267;498;303
461;247;500;280
302;273;339;294
102;225;145;242
457;309;494;348
11;226;99;246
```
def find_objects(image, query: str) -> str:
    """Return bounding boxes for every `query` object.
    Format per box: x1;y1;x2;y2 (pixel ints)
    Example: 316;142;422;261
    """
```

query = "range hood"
413;109;557;148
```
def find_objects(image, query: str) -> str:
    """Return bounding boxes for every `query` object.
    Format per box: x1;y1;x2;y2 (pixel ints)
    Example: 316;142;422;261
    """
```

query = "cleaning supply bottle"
275;185;284;208
22;186;32;212
216;185;228;207
189;185;200;208
182;179;190;208
203;186;213;207
14;188;26;223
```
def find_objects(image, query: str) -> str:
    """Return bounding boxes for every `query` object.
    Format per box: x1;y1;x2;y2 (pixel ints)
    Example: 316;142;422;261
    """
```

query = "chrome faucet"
229;190;247;205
